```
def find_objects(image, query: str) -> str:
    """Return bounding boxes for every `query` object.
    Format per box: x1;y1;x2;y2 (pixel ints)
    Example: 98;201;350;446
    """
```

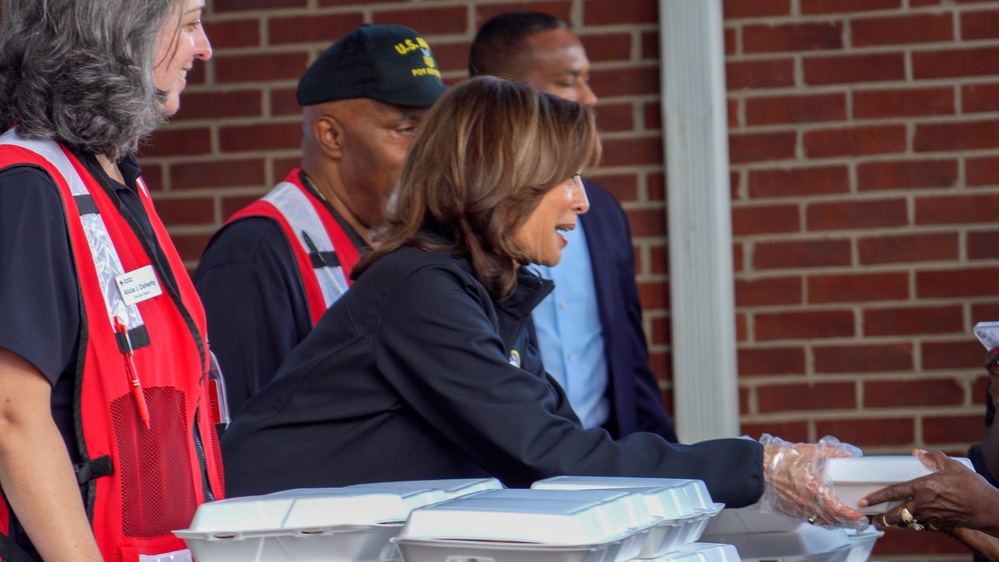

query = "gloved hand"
758;434;869;531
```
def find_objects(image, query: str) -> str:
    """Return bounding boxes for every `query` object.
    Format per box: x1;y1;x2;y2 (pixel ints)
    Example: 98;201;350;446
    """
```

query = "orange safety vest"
227;169;360;325
0;130;224;561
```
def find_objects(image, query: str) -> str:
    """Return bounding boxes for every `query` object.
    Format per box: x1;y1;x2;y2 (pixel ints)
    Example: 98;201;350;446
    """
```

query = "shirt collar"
74;149;142;193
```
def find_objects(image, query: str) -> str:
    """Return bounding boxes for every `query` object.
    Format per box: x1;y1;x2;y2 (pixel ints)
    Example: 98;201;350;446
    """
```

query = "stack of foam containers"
172;478;502;562
530;476;733;562
173;476;740;562
699;505;883;562
392;487;665;562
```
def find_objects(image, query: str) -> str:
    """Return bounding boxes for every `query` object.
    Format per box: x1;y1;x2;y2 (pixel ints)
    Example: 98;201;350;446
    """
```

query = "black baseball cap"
297;24;447;108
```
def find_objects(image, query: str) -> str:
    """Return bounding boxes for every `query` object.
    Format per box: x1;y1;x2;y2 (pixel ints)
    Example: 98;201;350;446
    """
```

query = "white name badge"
116;265;163;307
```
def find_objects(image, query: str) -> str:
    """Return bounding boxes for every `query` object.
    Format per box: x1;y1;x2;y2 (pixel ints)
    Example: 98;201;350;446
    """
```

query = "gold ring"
900;506;916;526
878;513;889;528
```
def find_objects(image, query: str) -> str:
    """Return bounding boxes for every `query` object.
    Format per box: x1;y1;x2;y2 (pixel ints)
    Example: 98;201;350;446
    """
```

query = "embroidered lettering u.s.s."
394;36;430;55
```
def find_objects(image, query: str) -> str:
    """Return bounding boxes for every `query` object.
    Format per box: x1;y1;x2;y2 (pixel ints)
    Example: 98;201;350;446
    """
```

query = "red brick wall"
726;1;999;558
727;0;999;452
142;0;998;558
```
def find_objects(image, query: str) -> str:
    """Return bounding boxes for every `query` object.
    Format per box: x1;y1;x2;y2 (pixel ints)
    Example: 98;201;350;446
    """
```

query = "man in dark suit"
469;11;677;441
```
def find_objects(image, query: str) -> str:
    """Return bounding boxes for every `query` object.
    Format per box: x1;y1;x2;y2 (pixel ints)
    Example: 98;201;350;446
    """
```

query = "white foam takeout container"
702;504;884;562
173;487;448;562
703;504;807;536
347;477;503;499
644;541;742;562
393;488;662;562
822;455;974;515
531;476;723;559
844;526;884;562
702;523;855;562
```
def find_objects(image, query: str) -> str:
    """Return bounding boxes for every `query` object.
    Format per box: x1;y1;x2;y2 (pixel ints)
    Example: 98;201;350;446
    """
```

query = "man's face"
518;27;597;107
329;98;427;231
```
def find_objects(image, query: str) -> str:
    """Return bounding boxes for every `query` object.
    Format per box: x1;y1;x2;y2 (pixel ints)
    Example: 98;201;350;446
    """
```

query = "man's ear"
313;113;344;159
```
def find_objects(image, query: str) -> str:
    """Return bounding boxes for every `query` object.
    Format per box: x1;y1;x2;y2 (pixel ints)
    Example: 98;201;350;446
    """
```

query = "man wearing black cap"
469;12;678;443
194;24;447;416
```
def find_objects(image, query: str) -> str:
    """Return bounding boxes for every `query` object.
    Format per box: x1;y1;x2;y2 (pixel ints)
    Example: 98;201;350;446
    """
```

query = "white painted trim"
659;0;740;442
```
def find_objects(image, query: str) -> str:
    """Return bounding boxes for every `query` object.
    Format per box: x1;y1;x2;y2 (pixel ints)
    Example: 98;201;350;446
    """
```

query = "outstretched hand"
759;434;868;531
863;450;999;535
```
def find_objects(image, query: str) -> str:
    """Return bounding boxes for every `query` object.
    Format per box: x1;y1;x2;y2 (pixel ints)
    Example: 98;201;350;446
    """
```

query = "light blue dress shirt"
532;220;610;429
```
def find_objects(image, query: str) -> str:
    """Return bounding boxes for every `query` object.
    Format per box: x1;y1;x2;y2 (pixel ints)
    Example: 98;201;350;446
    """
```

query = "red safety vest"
227;169;360;324
0;130;224;561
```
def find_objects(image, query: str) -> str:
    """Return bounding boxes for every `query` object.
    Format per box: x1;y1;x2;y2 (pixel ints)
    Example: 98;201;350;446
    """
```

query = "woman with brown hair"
221;76;866;533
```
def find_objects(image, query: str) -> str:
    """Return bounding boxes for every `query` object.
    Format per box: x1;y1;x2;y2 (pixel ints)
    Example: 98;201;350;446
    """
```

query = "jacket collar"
416;227;554;319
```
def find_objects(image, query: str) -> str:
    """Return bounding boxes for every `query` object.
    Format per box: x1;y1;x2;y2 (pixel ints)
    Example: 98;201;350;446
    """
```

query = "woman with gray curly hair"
0;0;218;560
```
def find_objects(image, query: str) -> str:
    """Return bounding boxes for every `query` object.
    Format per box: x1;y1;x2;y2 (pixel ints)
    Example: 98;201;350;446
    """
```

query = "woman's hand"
863;449;999;536
759;434;868;530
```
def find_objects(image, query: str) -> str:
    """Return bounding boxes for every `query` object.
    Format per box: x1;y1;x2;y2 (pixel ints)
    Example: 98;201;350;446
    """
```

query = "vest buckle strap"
74;455;114;485
308;250;340;269
114;324;150;353
73;194;99;215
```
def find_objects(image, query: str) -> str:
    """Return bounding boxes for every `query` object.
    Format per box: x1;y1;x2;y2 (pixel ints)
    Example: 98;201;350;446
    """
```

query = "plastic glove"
758;433;869;531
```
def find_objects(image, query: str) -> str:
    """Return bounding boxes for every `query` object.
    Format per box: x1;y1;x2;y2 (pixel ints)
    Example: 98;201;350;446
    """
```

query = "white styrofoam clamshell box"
347;477;503;499
702;524;856;562
645;542;742;562
531;476;723;559
393;538;626;562
465;488;660;560
704;505;808;536
394;488;662;562
532;477;704;518
398;488;658;543
534;476;715;513
613;487;701;558
844;526;884;562
822;456;974;515
173;487;448;562
680;503;725;549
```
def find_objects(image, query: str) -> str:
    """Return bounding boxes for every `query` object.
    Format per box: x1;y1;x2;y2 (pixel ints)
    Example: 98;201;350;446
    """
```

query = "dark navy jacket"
221;241;763;506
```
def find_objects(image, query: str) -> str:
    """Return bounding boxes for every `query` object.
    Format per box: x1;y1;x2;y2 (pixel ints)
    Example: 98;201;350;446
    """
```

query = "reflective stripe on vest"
0;129;223;561
227;169;359;324
0;131;148;344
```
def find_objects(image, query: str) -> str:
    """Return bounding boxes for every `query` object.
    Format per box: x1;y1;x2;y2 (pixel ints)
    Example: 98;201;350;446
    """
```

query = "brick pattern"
139;1;999;558
726;1;999;554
